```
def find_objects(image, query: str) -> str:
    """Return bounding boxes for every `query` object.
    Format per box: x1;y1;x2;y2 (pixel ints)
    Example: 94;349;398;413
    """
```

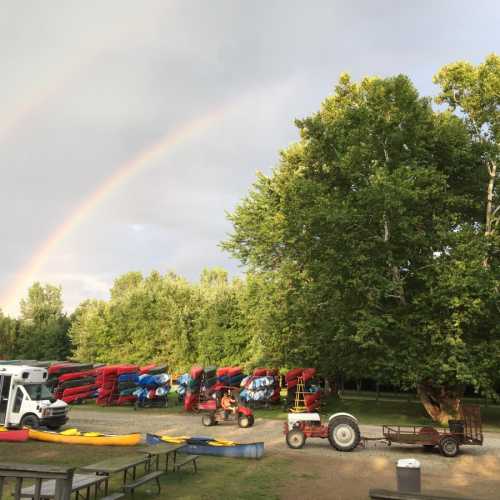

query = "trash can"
396;458;421;494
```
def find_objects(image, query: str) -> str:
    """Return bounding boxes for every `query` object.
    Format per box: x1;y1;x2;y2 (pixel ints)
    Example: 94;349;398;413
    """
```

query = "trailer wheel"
202;413;215;427
439;436;459;457
20;414;40;429
286;429;306;449
328;416;361;451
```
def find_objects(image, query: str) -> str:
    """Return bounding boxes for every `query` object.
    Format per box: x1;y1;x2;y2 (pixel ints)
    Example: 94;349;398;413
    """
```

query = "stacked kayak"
216;366;245;388
96;364;138;406
47;363;97;404
133;365;170;407
146;433;264;459
177;373;190;402
240;368;281;404
286;367;320;411
0;426;29;442
184;366;203;411
28;428;141;446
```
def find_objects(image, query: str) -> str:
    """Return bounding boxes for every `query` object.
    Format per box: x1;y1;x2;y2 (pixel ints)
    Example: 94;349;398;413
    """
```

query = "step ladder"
290;376;308;413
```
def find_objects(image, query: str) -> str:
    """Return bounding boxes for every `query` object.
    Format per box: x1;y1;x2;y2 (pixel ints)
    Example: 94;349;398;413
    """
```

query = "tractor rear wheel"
286;429;306;449
328;416;360;451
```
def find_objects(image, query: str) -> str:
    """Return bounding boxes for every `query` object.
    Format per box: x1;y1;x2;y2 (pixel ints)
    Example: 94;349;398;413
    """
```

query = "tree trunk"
483;159;497;268
417;383;463;425
485;160;497;237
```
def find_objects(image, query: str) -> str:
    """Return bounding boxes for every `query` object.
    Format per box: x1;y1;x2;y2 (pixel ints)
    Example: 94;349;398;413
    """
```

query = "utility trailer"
381;404;483;457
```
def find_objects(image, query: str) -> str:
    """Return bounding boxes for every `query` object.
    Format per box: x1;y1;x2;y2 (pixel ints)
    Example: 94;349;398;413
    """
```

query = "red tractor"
198;389;254;428
284;412;361;451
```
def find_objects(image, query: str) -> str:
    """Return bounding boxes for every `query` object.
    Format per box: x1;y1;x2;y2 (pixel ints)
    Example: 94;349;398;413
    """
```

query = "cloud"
1;0;499;316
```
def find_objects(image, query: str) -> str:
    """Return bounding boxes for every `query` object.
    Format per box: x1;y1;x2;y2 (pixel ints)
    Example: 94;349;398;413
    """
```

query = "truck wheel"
439;436;459;457
202;414;215;427
286;429;306;449
238;414;253;428
328;416;360;451
20;414;40;429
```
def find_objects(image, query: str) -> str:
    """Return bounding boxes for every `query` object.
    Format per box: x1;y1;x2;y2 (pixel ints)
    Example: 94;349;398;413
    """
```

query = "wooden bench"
100;493;125;500
122;471;163;496
19;473;109;499
173;455;199;474
0;463;75;500
369;489;475;500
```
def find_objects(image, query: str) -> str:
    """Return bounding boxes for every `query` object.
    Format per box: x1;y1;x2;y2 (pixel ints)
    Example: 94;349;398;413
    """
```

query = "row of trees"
0;270;254;368
0;55;498;424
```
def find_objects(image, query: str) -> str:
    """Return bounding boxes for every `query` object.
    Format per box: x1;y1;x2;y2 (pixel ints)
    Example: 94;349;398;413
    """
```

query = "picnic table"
19;473;109;500
138;443;185;473
79;455;150;492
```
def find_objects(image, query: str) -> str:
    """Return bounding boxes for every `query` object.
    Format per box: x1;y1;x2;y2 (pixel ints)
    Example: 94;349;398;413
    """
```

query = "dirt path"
69;408;500;499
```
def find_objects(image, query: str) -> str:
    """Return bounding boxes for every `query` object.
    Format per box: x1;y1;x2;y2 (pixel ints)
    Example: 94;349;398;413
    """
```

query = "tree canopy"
223;57;499;422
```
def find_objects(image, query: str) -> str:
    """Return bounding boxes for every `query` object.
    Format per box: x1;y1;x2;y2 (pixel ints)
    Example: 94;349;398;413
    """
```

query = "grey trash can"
396;458;421;494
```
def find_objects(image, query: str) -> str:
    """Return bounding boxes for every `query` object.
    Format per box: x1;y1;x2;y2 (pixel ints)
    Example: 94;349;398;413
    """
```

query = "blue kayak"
146;433;264;459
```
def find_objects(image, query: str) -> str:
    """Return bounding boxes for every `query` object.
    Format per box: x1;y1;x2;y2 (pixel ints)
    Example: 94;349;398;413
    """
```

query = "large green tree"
434;54;499;247
223;65;499;423
0;309;18;359
17;283;71;360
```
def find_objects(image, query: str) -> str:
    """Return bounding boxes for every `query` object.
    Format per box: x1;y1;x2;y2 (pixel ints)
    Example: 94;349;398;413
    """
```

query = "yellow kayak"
28;428;141;446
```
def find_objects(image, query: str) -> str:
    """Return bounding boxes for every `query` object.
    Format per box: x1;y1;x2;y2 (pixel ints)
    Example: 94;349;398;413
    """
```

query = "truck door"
0;375;12;425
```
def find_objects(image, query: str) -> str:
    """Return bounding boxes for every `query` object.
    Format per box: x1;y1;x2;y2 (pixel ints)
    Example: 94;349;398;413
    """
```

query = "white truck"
0;364;69;429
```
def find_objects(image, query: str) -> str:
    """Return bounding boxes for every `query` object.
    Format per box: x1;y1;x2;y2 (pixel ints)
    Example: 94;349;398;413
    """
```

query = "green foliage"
16;283;71;360
0;309;18;359
223;65;500;400
68;269;255;370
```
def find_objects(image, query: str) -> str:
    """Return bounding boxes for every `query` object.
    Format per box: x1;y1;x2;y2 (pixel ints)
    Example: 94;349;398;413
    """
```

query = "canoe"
0;427;29;442
146;433;264;459
28;428;141;446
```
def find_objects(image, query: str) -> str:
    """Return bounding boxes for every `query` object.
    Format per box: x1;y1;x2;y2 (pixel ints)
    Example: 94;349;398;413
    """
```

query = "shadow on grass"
0;442;288;500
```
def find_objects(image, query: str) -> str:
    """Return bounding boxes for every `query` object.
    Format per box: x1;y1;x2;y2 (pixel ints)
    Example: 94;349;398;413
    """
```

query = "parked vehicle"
198;388;254;428
284;412;361;451
382;404;483;457
0;364;69;429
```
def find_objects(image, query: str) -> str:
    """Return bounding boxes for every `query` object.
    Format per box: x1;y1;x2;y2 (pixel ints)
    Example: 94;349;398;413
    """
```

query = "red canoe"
0;428;29;442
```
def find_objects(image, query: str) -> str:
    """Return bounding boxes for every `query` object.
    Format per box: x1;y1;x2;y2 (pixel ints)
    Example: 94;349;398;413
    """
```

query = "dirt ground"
70;407;500;499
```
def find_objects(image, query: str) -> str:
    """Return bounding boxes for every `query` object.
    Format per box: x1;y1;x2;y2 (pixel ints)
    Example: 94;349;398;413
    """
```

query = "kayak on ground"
28;428;141;446
146;433;264;459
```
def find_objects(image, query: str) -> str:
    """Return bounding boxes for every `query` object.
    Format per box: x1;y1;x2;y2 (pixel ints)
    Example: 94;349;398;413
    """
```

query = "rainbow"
0;98;243;315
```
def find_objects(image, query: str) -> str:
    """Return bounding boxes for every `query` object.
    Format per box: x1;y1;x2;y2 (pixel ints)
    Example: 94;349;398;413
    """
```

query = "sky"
0;0;498;316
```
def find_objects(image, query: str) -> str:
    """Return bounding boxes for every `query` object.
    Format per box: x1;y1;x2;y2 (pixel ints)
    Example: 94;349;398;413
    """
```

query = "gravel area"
68;407;500;499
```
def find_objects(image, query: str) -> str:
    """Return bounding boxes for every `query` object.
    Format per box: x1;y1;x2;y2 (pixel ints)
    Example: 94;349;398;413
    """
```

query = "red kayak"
0;427;29;442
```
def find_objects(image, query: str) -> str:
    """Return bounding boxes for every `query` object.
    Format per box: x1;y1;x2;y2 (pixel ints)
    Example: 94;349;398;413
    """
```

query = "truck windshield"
24;384;55;402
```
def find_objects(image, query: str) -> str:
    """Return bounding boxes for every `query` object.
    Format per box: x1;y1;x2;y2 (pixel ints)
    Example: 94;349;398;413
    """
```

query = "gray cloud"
1;0;498;314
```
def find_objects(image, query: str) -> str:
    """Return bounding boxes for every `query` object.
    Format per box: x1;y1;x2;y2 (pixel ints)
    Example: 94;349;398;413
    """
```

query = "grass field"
0;441;288;500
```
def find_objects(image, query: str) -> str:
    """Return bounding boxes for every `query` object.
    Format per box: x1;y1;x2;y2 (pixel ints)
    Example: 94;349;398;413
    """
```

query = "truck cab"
0;364;69;429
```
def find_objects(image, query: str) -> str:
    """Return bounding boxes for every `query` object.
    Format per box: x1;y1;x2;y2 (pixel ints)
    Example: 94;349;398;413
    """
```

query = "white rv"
0;364;69;429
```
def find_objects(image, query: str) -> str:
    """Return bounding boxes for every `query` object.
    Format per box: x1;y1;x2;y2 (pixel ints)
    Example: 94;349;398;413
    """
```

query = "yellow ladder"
290;376;308;413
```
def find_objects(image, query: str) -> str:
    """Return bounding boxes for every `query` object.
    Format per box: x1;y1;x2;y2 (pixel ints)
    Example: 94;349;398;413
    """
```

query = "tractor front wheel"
286;429;306;449
328;416;361;452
